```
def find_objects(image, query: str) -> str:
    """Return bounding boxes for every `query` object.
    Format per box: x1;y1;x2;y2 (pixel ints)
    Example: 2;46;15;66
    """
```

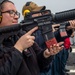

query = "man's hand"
43;42;64;58
14;27;38;52
69;20;75;29
52;24;60;32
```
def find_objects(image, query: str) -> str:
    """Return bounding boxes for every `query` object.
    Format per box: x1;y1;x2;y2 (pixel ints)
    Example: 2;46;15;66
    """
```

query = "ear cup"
0;0;8;23
0;12;2;23
22;5;32;16
23;9;30;17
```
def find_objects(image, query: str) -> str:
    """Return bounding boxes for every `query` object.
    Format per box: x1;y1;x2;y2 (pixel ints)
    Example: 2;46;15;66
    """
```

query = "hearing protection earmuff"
23;9;30;17
0;0;8;23
22;2;31;17
0;12;2;22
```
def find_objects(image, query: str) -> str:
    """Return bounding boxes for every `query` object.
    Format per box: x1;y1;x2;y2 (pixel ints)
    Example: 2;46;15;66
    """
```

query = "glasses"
1;10;20;18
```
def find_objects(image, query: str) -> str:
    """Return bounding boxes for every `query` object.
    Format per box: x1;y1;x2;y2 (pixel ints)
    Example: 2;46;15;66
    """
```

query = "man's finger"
58;42;64;46
26;27;38;35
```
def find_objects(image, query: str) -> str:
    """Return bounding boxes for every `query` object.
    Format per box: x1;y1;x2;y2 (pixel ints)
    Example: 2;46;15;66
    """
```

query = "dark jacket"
0;30;53;75
34;30;46;49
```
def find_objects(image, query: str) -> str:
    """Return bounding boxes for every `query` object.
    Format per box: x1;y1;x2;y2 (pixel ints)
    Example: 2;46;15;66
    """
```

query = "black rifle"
0;9;75;48
0;10;57;49
22;9;75;48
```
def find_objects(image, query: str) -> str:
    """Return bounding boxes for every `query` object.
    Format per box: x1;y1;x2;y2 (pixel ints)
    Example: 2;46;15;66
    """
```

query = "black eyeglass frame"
1;10;20;18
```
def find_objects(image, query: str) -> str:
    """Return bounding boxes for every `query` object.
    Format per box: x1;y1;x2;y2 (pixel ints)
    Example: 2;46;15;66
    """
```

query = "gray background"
10;0;75;22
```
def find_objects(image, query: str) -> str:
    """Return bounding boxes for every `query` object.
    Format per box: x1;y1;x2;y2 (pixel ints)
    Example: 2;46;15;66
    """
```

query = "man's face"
32;10;50;18
32;13;42;17
0;2;20;27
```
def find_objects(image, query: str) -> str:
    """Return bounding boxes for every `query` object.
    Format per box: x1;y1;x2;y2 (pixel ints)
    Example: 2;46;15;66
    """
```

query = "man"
0;0;64;75
21;1;75;75
21;2;53;75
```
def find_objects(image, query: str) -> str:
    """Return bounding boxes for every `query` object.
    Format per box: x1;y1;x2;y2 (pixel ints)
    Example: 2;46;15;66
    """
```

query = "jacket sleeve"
32;43;54;71
0;47;23;75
